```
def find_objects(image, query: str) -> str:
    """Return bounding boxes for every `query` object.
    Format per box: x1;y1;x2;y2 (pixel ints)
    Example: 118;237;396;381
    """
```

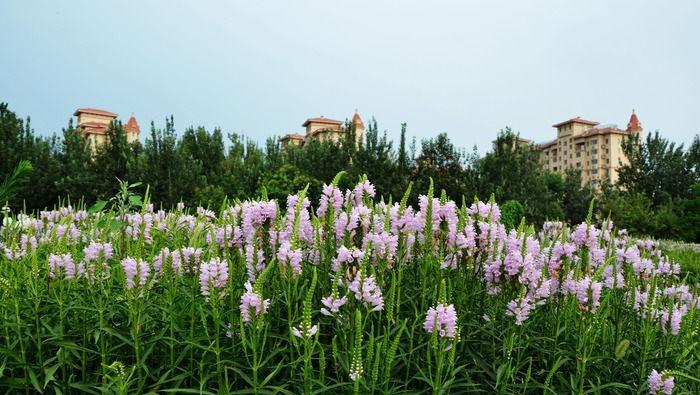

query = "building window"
592;149;598;155
592;159;598;165
576;162;581;168
592;169;598;174
576;152;581;158
591;139;598;145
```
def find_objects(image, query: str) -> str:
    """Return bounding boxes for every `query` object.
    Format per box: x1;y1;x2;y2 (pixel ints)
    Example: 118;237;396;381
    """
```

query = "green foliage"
0;102;699;241
500;200;524;230
0;179;698;393
257;164;321;202
0;160;32;205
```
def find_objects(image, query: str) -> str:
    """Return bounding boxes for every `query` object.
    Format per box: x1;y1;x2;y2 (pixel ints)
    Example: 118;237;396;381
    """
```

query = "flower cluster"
199;257;229;298
648;369;674;394
423;303;458;338
48;253;84;279
348;271;384;312
120;257;150;289
240;282;270;323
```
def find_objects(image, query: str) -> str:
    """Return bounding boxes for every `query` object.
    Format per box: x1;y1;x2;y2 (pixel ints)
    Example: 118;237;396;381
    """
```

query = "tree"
55;120;98;204
618;132;694;204
413;133;473;203
478;128;553;223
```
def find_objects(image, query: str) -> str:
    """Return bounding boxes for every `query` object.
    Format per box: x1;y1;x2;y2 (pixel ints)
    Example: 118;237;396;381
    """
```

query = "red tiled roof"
536;140;557;149
309;127;343;137
281;133;305;140
124;115;140;133
573;127;630;139
302;116;342;127
552;117;599;128
626;110;642;131
78;121;109;134
352;112;364;127
73;108;118;117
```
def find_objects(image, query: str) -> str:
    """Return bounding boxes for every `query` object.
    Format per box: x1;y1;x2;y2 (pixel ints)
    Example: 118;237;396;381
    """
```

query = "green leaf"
43;364;60;388
614;339;630;360
89;200;108;213
27;368;42;393
129;195;143;207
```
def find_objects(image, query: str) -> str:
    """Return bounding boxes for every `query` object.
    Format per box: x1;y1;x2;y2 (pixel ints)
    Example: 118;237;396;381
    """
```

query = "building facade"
74;108;141;150
532;111;643;186
280;111;365;149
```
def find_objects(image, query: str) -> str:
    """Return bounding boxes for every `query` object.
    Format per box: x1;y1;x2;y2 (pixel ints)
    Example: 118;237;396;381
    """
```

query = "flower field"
0;177;698;394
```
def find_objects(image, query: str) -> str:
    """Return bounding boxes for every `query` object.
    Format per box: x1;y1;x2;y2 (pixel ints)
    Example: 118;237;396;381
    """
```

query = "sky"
1;0;699;153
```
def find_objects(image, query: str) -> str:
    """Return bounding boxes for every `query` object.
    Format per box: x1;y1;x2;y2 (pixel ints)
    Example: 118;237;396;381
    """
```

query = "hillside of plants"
0;175;697;394
0;102;699;394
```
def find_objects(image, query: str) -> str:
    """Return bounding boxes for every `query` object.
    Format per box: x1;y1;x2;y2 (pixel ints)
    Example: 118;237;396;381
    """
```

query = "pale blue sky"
1;0;698;152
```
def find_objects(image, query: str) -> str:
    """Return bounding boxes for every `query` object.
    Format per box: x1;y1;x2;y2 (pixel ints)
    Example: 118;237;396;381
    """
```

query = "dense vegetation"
1;102;699;242
0;178;697;394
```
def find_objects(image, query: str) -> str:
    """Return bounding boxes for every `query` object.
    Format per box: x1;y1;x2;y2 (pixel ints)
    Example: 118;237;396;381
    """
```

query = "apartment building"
534;111;642;186
74;108;140;151
280;111;365;150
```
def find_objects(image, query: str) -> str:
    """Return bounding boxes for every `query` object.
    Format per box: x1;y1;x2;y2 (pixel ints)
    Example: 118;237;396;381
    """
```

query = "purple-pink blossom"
424;303;458;338
240;281;270;323
199;257;229;297
648;369;674;394
348;271;384;312
120;257;150;289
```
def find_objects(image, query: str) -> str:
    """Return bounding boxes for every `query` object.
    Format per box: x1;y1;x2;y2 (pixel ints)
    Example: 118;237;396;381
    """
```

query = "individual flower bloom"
648;369;674;394
317;183;344;217
241;201;277;244
320;294;348;316
120;257;149;289
245;244;266;283
467;201;501;222
180;247;203;273
240;282;270;323
199;257;229;297
176;202;185;211
423;303;458;338
154;247;182;275
506;297;536;325
196;206;216;219
348;271;384;312
84;241;113;262
48;253;84;280
332;246;363;272
352;180;376;206
364;231;399;266
279;194;314;245
292;324;319;338
334;212;349;241
277;241;303;277
572;223;600;249
603;264;625;289
668;304;687;335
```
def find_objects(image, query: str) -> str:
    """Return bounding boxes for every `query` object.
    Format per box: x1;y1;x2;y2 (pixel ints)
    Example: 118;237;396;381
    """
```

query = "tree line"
1;102;699;241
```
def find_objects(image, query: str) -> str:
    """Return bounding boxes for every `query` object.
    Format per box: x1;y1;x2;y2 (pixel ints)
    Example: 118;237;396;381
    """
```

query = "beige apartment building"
533;111;642;186
280;111;365;149
74;108;141;150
